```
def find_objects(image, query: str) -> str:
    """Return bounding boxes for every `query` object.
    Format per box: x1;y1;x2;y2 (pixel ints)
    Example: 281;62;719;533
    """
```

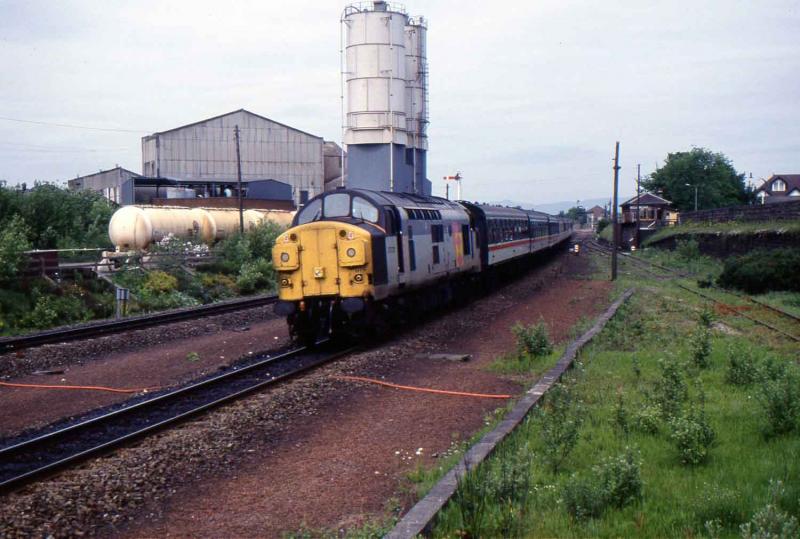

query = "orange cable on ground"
0;381;158;394
334;375;512;399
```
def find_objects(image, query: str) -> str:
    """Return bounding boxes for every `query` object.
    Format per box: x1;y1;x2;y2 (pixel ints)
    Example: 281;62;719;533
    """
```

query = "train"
271;188;573;342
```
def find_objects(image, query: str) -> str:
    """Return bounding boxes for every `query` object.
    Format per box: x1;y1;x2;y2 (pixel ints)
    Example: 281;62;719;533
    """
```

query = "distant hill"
487;196;632;215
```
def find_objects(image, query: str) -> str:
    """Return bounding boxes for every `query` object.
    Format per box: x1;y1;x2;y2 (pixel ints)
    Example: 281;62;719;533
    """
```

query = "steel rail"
0;294;277;353
0;341;354;494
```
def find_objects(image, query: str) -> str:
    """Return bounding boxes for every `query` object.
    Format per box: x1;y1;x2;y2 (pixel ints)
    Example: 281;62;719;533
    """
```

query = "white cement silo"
343;1;409;146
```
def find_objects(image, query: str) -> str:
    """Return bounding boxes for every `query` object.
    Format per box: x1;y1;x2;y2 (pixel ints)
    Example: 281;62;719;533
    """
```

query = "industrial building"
69;109;342;208
342;1;431;195
67;167;141;205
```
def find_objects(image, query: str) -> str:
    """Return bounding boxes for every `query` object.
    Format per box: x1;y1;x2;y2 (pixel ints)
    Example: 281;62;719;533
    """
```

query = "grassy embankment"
643;219;800;246
428;249;800;538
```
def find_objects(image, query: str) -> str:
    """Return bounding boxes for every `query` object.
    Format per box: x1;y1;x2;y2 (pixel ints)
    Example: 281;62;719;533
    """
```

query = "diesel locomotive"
271;188;572;342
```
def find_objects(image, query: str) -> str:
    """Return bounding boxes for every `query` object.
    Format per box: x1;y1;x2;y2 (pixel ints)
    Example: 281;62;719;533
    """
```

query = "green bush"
0;183;114;249
236;258;275;294
562;448;642;521
22;294;91;329
613;391;630;436
538;383;584;474
654;356;688;420
669;406;715;465
690;326;712;369
632;404;661;434
717;249;800;294
0;215;32;284
512;320;553;358
725;343;760;386
246;220;283;259
136;289;198;312
199;273;238;301
597;447;643;509
563;474;607;521
740;480;799;539
756;363;799;438
142;270;179;294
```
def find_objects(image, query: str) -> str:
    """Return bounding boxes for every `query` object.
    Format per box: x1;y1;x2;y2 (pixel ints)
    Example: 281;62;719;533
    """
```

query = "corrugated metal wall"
142;110;324;204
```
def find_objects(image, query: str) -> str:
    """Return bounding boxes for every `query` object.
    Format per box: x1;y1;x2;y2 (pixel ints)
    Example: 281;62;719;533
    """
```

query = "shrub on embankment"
717;248;800;295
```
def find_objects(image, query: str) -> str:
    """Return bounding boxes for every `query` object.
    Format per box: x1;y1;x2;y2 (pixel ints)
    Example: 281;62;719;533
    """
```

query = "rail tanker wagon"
272;189;573;342
108;206;294;250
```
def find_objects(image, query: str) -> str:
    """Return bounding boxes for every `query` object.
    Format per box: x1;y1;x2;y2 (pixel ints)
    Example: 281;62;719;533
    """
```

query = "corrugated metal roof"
145;109;324;141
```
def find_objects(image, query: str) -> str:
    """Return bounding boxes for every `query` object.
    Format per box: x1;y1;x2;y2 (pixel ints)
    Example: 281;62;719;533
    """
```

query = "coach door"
386;207;405;285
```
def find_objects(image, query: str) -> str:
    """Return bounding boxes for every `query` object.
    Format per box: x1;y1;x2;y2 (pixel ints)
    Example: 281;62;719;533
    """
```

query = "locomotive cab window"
297;198;322;224
352;197;379;223
324;193;350;217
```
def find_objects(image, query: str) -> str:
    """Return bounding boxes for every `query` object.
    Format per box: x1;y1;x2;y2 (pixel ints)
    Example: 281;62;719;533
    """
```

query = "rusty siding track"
386;288;635;539
587;240;800;333
0;294;277;353
672;283;800;343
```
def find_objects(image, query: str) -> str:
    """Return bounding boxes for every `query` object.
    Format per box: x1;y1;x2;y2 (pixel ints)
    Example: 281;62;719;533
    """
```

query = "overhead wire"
0;115;148;133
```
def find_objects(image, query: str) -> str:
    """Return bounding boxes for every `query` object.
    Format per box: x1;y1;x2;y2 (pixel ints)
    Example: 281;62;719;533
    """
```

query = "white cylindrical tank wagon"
108;206;294;250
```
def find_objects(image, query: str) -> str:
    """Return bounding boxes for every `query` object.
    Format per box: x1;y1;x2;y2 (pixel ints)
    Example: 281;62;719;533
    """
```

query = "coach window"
297;198;322;224
324;193;350;217
352;197;379;222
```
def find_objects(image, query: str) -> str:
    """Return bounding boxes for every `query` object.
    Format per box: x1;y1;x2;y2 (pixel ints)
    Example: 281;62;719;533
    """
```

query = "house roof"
620;192;671;207
145;109;323;141
755;174;800;195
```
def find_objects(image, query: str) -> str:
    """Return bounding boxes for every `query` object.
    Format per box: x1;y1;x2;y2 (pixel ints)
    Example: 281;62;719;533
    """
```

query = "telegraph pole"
636;163;641;249
234;125;244;233
611;142;620;281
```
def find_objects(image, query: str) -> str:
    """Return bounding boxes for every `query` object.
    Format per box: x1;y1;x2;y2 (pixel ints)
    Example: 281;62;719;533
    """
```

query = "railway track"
0;341;354;494
0;294;278;353
585;239;800;342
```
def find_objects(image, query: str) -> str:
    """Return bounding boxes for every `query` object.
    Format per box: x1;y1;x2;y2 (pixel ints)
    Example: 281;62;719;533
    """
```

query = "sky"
1;0;798;206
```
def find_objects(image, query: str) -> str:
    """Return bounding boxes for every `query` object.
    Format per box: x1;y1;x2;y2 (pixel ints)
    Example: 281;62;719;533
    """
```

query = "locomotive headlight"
346;247;357;258
353;273;364;282
280;252;290;263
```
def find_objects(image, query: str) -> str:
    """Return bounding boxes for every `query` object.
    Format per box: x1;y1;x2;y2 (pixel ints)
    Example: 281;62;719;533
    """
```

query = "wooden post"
234;125;244;233
611;142;620;281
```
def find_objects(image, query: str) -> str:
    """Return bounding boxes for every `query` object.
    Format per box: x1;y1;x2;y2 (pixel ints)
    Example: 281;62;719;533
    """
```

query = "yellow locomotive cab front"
272;222;373;303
